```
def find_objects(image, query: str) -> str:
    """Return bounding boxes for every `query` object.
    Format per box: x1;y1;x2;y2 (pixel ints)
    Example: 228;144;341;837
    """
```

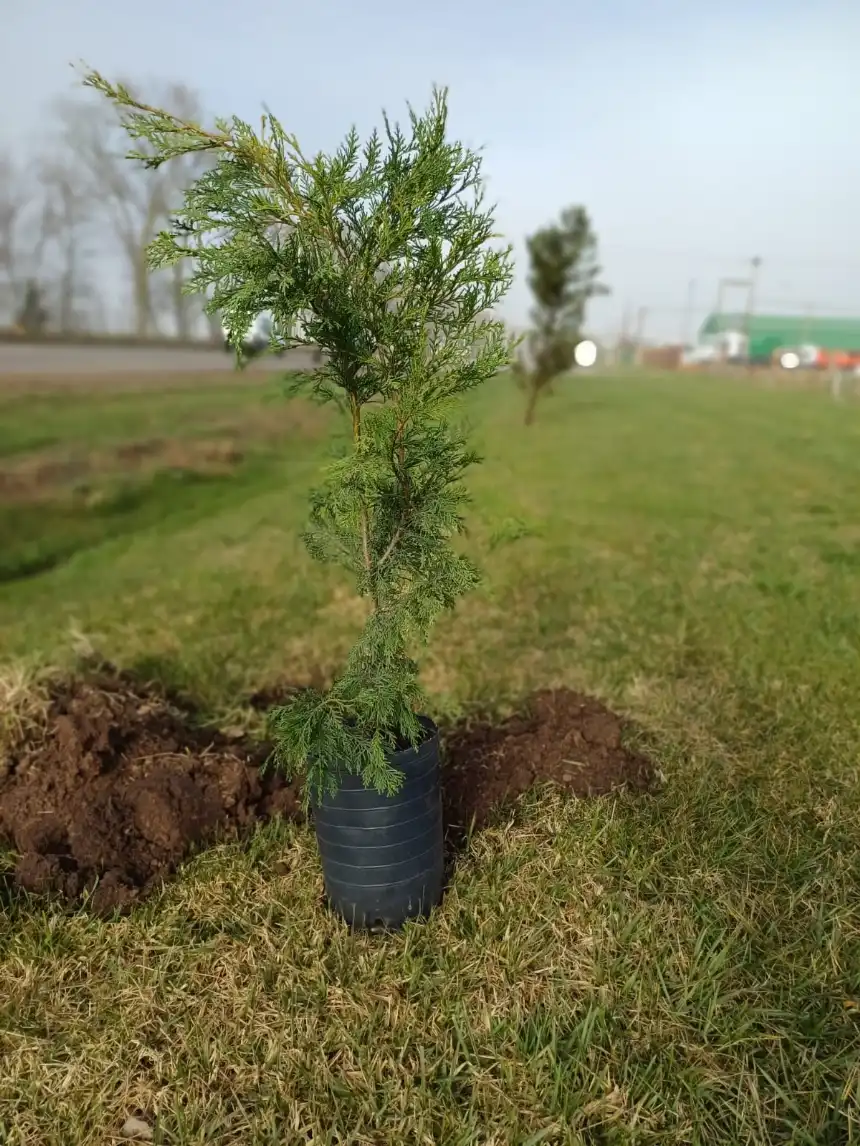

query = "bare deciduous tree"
0;154;50;324
53;80;213;338
36;156;99;332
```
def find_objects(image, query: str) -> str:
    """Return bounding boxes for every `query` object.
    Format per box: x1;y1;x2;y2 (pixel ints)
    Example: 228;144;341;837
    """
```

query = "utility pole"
716;278;727;316
716;273;757;366
620;302;631;342
744;256;762;371
681;279;696;347
617;302;632;366
634;306;648;366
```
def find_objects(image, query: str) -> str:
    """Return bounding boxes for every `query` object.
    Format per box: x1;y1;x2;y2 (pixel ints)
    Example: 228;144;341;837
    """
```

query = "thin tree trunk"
131;194;165;338
172;262;191;340
524;386;539;425
205;308;221;344
132;254;153;337
58;240;77;333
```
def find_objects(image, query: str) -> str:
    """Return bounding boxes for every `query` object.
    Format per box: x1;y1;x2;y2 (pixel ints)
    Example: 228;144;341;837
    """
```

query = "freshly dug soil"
0;672;300;914
0;675;653;914
443;689;654;844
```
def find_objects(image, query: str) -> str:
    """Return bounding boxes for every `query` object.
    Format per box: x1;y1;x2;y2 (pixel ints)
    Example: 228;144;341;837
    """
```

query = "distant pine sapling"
84;71;515;803
515;205;609;425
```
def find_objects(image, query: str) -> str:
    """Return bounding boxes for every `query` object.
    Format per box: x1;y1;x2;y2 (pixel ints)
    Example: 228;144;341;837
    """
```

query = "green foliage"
518;205;608;424
83;69;515;801
487;516;540;551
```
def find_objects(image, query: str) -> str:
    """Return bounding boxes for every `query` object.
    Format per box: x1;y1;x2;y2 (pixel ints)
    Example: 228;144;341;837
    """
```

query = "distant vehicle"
778;344;818;370
777;344;860;371
779;350;802;370
681;343;719;366
221;311;283;357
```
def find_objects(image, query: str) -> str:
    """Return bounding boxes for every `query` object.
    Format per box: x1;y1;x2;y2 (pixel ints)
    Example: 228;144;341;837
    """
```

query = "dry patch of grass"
0;663;54;774
2;785;857;1144
318;583;372;627
0;401;327;505
0;439;243;504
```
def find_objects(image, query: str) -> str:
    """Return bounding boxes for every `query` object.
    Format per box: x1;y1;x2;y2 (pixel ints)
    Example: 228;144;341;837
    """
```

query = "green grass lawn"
2;371;859;1143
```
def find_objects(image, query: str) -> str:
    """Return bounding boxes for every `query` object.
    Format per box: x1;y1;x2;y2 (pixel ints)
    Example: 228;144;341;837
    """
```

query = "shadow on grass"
0;462;282;587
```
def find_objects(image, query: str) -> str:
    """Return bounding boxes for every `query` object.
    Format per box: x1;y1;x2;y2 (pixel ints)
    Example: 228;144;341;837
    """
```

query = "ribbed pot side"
310;715;445;930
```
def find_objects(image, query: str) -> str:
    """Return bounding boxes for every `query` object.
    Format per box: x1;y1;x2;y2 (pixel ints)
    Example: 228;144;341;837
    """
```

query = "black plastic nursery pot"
310;715;444;931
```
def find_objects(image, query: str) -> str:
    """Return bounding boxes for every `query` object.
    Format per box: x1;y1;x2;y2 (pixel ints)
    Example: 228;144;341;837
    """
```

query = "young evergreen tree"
516;205;608;425
83;71;515;802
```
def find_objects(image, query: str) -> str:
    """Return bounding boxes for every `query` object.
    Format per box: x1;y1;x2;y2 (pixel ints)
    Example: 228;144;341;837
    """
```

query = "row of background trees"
0;79;221;340
1;76;610;424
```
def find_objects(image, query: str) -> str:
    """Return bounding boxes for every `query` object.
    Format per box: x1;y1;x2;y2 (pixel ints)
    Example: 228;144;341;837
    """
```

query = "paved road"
0;343;320;377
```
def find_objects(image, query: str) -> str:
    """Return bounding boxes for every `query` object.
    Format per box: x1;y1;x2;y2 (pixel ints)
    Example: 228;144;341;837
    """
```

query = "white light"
780;351;800;370
574;339;598;368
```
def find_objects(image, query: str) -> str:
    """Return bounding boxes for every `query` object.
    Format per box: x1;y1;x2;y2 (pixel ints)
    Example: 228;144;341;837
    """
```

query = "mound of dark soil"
443;689;653;843
0;672;300;914
0;675;653;915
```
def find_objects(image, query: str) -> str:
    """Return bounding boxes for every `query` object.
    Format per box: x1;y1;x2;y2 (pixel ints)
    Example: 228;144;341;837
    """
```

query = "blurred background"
1;0;859;366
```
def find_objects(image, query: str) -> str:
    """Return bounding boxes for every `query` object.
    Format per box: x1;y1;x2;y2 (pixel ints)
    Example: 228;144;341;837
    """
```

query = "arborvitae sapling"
84;70;515;802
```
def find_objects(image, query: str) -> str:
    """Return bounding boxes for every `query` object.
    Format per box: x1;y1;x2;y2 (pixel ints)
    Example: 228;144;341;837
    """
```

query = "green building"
699;313;860;362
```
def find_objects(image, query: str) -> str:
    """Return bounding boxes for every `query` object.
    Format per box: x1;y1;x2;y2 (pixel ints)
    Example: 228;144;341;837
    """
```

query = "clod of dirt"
443;689;653;843
0;672;301;914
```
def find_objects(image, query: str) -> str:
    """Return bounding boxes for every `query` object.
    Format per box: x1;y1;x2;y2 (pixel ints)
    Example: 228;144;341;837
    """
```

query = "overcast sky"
2;0;858;342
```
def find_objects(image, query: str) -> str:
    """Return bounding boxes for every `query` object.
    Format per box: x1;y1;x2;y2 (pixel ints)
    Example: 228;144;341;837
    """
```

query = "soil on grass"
0;670;301;914
442;689;654;846
0;675;653;914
